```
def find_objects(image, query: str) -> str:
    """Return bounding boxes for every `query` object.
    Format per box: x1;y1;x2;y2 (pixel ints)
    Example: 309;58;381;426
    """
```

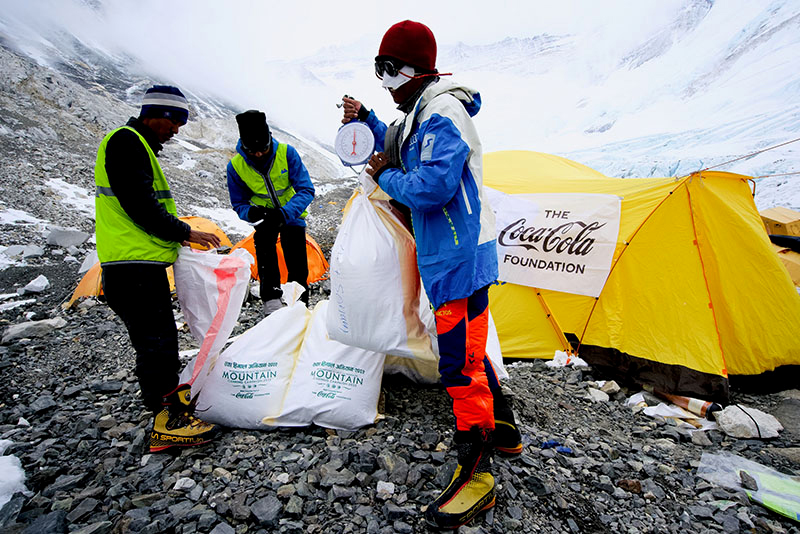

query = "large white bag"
384;288;509;384
269;300;386;431
173;248;253;393
181;282;311;429
326;173;435;360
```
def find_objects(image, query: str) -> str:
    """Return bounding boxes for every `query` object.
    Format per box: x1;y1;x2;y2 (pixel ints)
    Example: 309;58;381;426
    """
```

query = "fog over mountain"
1;0;798;214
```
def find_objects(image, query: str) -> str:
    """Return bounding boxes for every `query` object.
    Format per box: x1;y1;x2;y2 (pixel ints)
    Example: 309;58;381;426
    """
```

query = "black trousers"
253;223;309;302
102;263;180;412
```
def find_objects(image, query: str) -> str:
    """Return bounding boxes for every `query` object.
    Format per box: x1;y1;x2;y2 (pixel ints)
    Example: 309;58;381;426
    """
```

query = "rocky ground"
0;251;799;534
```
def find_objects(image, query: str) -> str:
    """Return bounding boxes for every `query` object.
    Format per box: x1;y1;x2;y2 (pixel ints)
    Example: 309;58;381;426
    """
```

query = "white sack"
270;300;385;431
385;287;508;383
326;174;435;360
181;282;310;429
174;248;253;392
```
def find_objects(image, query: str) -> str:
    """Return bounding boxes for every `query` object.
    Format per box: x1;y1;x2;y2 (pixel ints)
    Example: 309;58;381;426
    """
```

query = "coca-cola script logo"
497;218;607;256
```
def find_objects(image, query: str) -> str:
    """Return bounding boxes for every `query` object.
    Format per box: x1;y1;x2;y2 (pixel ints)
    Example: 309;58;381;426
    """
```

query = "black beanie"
236;110;271;153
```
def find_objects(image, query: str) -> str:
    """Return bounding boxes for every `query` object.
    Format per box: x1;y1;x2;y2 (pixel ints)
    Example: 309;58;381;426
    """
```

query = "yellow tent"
484;151;800;402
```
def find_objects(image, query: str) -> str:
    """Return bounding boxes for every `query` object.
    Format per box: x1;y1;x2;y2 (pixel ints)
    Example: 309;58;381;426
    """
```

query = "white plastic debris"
626;392;646;407
545;350;588;367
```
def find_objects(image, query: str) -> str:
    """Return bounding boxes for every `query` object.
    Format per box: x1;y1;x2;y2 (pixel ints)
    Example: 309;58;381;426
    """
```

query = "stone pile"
0;289;798;533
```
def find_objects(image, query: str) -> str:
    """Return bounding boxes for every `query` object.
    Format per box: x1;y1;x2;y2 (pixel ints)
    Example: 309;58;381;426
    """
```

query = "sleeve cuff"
180;220;192;241
372;165;392;186
357;105;370;122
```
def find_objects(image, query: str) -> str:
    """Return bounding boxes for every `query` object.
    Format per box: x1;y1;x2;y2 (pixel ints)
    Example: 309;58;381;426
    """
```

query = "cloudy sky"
26;0;684;60
3;0;798;192
2;0;689;139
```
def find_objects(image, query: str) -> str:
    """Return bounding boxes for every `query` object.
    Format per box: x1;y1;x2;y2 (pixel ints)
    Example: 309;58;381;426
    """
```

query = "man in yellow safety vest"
227;110;315;315
95;85;222;454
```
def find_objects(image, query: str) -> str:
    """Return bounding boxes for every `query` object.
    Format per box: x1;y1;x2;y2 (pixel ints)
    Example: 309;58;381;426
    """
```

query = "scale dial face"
335;121;375;166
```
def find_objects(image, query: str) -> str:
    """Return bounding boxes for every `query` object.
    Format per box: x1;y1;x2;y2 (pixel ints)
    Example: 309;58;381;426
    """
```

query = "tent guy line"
753;171;800;179
696;135;800;174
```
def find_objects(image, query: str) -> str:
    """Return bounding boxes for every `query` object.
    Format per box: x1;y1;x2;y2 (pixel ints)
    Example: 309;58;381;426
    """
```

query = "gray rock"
772;398;800;439
20;511;67;534
22;274;49;293
251;494;281;527
66;497;99;522
0;492;26;528
691;431;713;447
2;317;67;343
209;522;236;534
46;227;89;248
70;520;113;534
43;473;86;497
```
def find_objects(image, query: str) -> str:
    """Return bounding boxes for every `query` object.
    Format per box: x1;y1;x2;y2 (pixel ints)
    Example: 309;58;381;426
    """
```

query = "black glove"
263;207;285;227
248;206;268;223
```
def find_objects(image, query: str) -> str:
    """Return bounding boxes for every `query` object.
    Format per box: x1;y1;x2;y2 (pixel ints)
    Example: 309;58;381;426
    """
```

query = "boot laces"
166;393;211;430
166;410;210;431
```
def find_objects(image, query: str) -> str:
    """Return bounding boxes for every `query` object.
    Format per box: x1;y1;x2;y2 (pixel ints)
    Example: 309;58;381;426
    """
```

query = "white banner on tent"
485;188;621;297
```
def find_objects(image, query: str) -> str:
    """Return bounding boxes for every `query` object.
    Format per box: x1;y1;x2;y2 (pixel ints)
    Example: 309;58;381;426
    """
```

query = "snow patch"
46;178;94;218
0;208;43;225
177;154;197;170
0;440;28;509
173;137;202;152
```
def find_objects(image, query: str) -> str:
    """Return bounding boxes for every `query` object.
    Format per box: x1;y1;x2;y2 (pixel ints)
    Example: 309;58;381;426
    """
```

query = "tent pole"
533;287;573;354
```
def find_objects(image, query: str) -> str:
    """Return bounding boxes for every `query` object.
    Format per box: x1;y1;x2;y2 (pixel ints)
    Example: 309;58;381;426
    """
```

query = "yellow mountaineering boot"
492;389;523;456
425;428;495;530
149;384;221;453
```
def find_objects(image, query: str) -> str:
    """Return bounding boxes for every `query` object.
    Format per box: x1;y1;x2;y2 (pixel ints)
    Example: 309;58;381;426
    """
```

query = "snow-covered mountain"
0;0;798;236
202;1;800;209
298;1;800;210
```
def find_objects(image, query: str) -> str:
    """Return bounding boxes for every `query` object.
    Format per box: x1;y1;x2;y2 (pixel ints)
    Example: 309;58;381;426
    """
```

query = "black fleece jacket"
104;117;191;243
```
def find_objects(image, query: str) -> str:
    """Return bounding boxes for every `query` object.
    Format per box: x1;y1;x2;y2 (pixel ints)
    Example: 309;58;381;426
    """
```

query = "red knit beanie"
377;20;437;71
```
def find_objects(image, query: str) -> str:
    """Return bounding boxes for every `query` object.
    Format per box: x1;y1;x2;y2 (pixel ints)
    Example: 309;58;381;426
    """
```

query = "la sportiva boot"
149;384;221;453
424;428;495;530
492;388;523;456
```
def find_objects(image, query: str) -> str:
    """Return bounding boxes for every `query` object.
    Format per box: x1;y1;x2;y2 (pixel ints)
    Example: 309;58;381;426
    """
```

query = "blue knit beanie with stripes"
140;85;189;125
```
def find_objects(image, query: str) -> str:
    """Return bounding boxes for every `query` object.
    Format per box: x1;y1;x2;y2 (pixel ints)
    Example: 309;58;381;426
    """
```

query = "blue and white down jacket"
364;79;498;309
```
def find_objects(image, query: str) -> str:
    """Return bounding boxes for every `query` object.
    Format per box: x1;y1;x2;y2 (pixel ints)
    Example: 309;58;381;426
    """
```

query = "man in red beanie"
341;20;523;530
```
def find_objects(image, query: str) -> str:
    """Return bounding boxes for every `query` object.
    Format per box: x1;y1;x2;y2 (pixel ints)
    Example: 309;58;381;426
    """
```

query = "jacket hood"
417;78;481;118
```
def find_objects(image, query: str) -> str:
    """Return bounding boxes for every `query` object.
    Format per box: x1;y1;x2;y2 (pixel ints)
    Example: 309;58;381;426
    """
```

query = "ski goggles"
374;58;404;79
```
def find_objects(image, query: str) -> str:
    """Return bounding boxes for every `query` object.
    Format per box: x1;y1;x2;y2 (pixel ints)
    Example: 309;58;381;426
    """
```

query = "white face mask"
381;65;417;90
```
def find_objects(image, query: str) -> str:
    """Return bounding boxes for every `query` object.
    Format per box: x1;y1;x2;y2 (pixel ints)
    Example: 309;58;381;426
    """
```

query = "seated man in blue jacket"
227;110;315;315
